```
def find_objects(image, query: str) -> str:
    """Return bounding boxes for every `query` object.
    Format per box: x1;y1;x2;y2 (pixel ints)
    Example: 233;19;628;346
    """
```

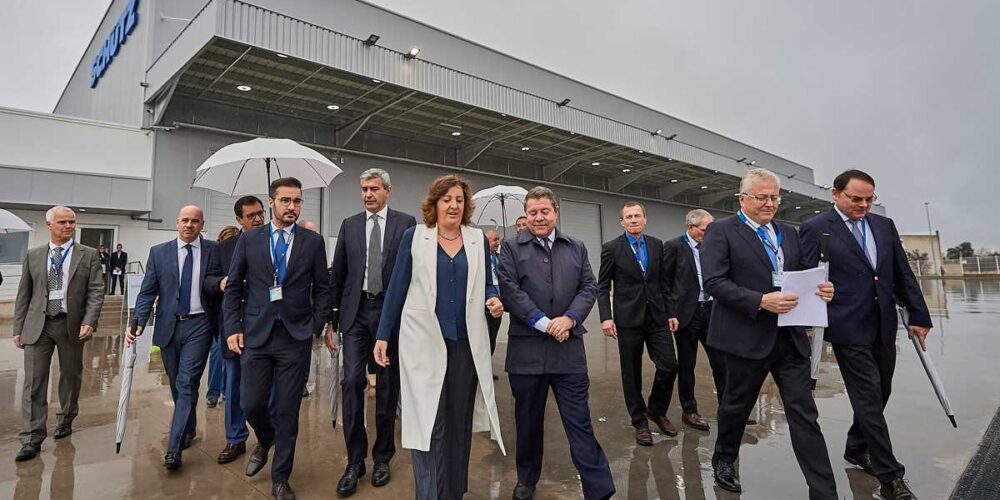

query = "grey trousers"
20;315;85;446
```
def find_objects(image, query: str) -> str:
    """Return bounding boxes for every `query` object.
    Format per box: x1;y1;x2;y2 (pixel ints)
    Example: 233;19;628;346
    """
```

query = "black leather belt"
361;291;384;300
46;312;67;320
176;313;206;321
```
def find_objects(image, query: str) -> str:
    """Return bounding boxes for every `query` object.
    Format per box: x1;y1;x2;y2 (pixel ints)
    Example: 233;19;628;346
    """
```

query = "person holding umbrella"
800;169;931;500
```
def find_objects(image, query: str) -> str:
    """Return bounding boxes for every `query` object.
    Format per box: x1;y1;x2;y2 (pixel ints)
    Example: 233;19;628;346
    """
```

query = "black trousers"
833;340;904;482
675;302;727;414
241;322;311;483
713;328;837;500
616;309;678;427
109;272;125;294
342;297;399;465
486;313;502;354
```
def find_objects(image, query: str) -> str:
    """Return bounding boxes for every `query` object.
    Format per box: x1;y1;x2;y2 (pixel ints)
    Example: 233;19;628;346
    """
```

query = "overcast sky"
2;0;997;249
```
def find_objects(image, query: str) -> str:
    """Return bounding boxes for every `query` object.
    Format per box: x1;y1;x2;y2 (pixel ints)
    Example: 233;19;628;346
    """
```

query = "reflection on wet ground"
0;279;996;498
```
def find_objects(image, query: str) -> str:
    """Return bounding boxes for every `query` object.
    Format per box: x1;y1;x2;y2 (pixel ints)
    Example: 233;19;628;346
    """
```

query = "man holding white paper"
700;168;837;498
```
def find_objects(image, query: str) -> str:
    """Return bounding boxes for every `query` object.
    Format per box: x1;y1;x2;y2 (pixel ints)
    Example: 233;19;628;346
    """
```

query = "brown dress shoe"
646;411;678;437
880;477;917;500
635;425;653;446
682;412;710;431
217;442;246;464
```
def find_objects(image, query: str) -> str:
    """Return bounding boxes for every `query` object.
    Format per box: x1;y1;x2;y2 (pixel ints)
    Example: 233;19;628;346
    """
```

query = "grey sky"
2;0;996;249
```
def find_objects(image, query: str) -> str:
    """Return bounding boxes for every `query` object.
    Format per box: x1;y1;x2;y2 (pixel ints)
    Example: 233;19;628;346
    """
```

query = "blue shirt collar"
624;232;645;246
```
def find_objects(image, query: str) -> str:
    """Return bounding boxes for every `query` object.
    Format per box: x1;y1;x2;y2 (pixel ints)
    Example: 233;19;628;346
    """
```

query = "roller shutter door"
558;199;603;273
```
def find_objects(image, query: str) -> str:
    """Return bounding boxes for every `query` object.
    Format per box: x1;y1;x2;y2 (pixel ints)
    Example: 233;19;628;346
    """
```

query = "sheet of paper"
777;266;828;327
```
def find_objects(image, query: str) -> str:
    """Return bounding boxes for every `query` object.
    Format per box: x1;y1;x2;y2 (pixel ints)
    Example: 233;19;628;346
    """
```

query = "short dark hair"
832;169;875;191
233;195;264;217
515;216;528;223
523;186;559;210
421;175;475;227
269;177;303;198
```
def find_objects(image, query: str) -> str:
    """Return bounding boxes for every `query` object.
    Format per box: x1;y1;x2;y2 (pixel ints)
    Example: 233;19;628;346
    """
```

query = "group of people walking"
10;164;931;500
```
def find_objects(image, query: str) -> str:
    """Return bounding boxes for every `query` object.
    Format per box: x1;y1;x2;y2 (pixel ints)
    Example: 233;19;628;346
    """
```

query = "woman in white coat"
374;175;506;500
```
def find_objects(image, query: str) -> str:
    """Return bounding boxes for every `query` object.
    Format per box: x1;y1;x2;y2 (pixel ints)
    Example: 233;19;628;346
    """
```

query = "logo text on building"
89;0;139;88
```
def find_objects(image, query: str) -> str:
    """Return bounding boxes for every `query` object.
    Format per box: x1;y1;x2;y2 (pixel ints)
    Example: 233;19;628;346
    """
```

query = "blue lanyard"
49;242;73;270
737;212;783;269
626;233;646;271
269;224;295;275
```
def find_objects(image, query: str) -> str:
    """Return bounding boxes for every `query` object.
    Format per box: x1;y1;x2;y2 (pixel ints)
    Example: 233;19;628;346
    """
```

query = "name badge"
49;288;66;301
771;272;784;287
269;286;283;302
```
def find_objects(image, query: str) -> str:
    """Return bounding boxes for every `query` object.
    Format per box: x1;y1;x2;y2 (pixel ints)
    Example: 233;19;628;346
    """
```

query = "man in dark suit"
485;229;503;354
498;186;614;500
701;168;838;498
204;195;266;465
127;205;221;470
224;177;329;500
597;201;679;446
109;243;127;295
13;206;105;461
514;215;529;234
800;169;930;500
663;209;728;431
327;168;416;496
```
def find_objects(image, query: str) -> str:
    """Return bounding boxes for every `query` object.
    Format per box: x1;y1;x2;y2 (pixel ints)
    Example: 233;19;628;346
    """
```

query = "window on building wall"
0;231;30;264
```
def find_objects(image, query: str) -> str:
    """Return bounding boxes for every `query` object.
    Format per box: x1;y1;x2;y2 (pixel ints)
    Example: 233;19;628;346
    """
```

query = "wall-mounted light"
363;34;380;46
405;47;420;59
652;129;663;136
557;98;571;107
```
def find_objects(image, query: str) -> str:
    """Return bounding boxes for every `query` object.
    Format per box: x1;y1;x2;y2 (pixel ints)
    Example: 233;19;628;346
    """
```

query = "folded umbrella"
899;307;957;428
115;319;140;453
809;234;831;389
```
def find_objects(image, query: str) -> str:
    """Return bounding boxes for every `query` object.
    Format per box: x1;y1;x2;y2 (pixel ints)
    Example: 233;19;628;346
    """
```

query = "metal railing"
910;257;1000;276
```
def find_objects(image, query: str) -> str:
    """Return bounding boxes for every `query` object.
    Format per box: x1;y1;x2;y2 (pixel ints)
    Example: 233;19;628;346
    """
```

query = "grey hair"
740;168;781;193
685;209;713;227
45;206;74;223
360;168;391;189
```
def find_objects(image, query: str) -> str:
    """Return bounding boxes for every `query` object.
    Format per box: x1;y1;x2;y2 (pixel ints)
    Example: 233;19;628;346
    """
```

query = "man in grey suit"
13;206;105;461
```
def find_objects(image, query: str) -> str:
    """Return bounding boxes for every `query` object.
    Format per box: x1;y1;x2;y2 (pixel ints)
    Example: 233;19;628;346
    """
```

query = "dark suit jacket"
800;208;932;345
328;208;416;332
701;214;810;360
205;233;241;357
498;228;597;374
663;235;704;329
597;233;670;329
223;224;330;348
110;251;128;272
134;237;221;347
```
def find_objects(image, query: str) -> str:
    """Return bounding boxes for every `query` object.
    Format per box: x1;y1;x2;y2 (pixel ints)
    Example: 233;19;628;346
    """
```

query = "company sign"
89;0;139;88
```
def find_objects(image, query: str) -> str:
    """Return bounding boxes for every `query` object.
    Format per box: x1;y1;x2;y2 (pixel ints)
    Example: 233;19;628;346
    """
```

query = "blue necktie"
632;240;646;275
275;229;288;284
756;226;779;270
178;244;193;315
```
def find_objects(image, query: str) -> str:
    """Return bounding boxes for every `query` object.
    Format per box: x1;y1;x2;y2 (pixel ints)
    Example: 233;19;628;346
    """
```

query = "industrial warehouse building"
0;0;855;300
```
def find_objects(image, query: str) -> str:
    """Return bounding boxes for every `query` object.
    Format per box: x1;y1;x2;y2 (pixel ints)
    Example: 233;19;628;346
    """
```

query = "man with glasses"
800;170;930;500
701;168;838;498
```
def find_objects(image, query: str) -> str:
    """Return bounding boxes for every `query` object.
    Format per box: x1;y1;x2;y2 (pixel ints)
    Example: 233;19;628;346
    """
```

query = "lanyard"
269;224;295;282
49;242;73;270
626;233;646;272
737;212;783;269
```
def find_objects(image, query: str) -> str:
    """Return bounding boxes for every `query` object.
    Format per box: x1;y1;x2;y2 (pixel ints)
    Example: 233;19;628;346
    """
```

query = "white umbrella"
899;307;957;428
115;324;139;454
192;138;343;195
809;233;831;389
0;208;31;234
472;185;528;237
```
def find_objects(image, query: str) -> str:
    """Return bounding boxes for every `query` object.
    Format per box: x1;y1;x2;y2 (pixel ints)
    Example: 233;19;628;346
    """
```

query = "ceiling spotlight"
451;131;462;136
749;160;757;165
670;179;679;183
236;85;252;92
822;184;831;189
521;146;530;151
557;98;571;107
500;113;507;117
405;47;420;59
621;168;632;173
372;79;382;83
795;206;802;210
666;157;673;161
78;208;87;212
363;34;380;46
700;185;709;190
276;53;289;59
652;129;662;136
591;162;601;166
814;210;822;214
326;104;340;110
638;150;644;154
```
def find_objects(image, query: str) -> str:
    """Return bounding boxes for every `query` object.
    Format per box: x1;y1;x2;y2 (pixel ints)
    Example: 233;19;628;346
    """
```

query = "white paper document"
777;267;828;327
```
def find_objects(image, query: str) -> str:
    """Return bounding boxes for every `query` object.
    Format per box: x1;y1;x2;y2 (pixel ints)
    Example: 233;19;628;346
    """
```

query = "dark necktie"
178;244;193;315
367;215;383;294
47;247;63;316
632;240;646;275
543;238;552;255
851;219;873;265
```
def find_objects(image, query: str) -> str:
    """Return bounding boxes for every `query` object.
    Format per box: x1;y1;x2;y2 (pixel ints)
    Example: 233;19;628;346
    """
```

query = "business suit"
663;234;727;414
14;242;104;446
800;208;932;483
134;237;221;454
224;223;330;483
597;233;678;429
109;249;127;294
498;228;615;500
329;207;416;467
701;213;837;499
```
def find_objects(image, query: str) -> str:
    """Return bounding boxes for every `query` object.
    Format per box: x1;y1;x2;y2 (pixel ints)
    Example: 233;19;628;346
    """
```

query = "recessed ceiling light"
451;131;461;136
670;179;679;183
78;208;87;212
638;150;644;154
621;168;631;173
521;146;530;151
500;113;507;117
276;53;289;59
372;79;382;84
814;210;822;213
236;85;252;92
327;104;340;110
570;132;576;135
795;206;802;210
700;185;709;190
591;162;600;166
666;157;673;161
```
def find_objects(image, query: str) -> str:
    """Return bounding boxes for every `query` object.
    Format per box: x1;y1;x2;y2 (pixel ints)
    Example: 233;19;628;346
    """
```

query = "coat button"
543;258;549;263
874;276;879;281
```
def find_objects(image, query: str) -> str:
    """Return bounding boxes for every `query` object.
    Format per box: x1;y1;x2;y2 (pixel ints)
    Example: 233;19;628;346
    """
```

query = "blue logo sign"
89;0;139;88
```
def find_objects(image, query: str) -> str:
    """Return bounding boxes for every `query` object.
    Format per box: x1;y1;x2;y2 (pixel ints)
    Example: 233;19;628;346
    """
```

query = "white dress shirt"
834;206;877;266
684;232;710;302
270;222;296;271
48;240;74;314
739;210;785;271
363;205;389;291
176;237;204;315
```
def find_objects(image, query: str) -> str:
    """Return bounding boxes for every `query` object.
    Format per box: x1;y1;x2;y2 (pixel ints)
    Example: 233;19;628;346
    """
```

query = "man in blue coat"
498;186;614;500
127;205;221;471
800;169;930;500
223;177;330;500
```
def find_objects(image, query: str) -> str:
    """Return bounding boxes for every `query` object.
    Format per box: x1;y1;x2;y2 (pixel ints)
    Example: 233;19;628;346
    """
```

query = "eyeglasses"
274;197;304;207
839;193;878;204
739;193;782;204
243;210;265;220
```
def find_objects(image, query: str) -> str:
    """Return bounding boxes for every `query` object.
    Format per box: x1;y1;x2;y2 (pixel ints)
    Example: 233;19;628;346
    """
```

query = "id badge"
771;272;784;287
49;288;66;301
269;286;283;302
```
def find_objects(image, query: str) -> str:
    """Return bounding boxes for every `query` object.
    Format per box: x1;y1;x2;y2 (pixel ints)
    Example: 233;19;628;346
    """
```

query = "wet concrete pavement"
0;278;996;499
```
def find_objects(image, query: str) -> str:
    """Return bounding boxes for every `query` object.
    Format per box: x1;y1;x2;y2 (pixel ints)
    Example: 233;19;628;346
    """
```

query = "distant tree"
947;242;975;259
906;249;928;261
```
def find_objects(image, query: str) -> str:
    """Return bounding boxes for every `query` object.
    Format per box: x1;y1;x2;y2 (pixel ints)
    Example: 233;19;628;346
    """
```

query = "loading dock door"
558;199;603;274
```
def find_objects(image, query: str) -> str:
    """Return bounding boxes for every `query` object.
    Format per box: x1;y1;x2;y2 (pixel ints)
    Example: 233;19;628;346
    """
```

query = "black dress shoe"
15;443;40;462
881;477;917;500
713;461;742;492
512;483;535;500
53;424;73;439
181;431;196;450
336;463;366;497
246;444;270;477
844;451;875;476
372;461;390;487
217;442;246;464
272;481;296;500
164;451;182;470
